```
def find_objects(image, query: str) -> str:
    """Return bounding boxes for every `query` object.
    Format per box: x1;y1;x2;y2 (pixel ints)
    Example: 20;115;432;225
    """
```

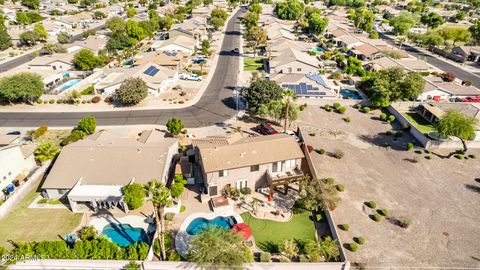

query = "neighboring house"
196;134;305;196
94;62;178;96
151;35;196;55
27;53;74;71
134;51;189;70
95;5;124;18
350;43;381;60
266;23;296;41
365;57;431;72
41;130;178;213
418;76;480;101
0;137;37;192
452;46;480;63
267;39;310;54
65;36;108;54
55;12;94;29
269;48;319;74
271;73;338;99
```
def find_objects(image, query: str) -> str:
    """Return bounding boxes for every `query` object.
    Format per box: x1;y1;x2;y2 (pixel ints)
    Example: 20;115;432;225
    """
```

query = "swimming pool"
311;47;324;53
56;79;81;92
340;89;362;100
186;216;237;235
102;223;149;247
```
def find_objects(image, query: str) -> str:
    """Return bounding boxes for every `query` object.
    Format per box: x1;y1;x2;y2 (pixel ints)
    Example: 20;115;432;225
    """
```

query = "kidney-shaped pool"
186;216;237;235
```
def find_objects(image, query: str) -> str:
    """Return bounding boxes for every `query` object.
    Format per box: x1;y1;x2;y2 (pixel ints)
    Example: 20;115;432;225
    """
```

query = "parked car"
255;124;279;135
280;130;301;142
463;96;480;102
193;57;207;64
179;73;203;81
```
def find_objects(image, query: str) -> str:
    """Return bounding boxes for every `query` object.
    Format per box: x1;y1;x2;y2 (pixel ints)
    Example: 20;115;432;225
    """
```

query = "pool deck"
89;214;154;234
175;210;243;258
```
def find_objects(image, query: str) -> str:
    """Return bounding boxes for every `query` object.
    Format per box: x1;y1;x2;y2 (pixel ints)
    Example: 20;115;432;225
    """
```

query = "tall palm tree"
282;88;296;132
149;182;172;260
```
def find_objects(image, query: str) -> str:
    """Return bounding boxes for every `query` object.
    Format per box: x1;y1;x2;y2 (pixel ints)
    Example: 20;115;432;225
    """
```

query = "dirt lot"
298;103;480;268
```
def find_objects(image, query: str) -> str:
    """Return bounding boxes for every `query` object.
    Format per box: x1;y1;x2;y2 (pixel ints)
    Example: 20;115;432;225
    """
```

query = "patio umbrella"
232;223;252;241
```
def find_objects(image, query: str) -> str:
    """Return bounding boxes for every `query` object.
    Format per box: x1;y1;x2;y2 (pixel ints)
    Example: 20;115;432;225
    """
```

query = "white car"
180;73;202;81
281;130;300;142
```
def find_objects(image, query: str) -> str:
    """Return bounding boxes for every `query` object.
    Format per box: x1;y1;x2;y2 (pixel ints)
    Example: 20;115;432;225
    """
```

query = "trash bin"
13;179;20;187
7;184;14;193
2;188;9;196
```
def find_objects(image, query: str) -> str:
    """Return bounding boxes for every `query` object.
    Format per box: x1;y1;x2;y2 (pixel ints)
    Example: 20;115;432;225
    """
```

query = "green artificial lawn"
243;57;264;71
401;112;436;134
240;212;316;253
0;185;82;249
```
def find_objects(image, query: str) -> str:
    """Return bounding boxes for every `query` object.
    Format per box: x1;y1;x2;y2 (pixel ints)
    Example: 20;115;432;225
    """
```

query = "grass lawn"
243;57;264;71
0;185;82;249
240;212;316;253
401;112;436;134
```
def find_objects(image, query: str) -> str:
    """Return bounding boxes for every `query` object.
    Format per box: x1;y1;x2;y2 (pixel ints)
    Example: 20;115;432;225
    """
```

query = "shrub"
123;183;145;210
344;117;351;123
299;104;307;111
402;123;410;130
325;178;335;185
324;104;331;111
124;261;141;269
78;116;96;135
399;216;413;228
425;155;432;160
406;142;414;151
333;149;344;159
333;102;341;110
315;213;323;222
91;96;101;103
57;99;63;104
388;115;396;122
417;149;424;154
240;187;252;195
168;252;181;261
315;148;325;155
468;154;476;159
49;99;55;104
78;226;97;241
104;96;113;103
82;100;87;104
165;213;175;221
260;252;271;262
378;209;389;217
33;125;48;139
299;255;310;262
379;113;387;120
454;154;464;159
326;107;333;112
336;184;345;192
386;130;393;135
170;182;185;199
355;236;365;245
463;80;472;86
37;99;43;104
180;205;186;213
363;107;371;113
338;106;347;114
372;213;382;222
340;224;349;231
349;242;359;252
279;257;290;262
441;71;456;82
366;201;377;208
355;104;362;110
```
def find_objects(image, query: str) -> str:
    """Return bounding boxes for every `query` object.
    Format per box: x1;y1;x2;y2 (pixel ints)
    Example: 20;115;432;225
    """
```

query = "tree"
438;26;471;46
41;43;66;55
282;239;298;259
158;16;174;31
148;182;172;260
0;72;44;103
82;29;96;38
170;182;184;199
249;2;262;14
106;33;132;51
107;16;127;34
242;79;283;113
123;183;145;210
211;7;227;20
435;110;478;153
389;12;418;36
93;11;107;20
469;19;480;45
126;8;138;18
21;0;40;9
244;26;267;57
73;49;104;71
242;11;259;30
352;7;374;32
0;29;12;50
209;17;225;30
33;23;48;41
281;88;296;132
305;237;340;262
441;71;456;82
343;56;365;76
420;12;445;29
307;13;329;35
57;32;70;44
20;31;40;46
115;77;148;106
188;227;253;268
201;39;210;56
274;0;304;20
166;118;184;136
34;141;60;162
16;11;42;25
299;175;341;211
78;116;96;135
126;20;147;42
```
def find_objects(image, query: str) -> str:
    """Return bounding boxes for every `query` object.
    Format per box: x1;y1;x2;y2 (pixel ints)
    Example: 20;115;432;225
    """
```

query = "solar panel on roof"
144;66;160;76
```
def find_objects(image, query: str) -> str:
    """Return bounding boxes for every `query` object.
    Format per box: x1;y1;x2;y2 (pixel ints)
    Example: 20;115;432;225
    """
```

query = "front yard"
240;212;316;253
243;57;264;71
0;185;82;249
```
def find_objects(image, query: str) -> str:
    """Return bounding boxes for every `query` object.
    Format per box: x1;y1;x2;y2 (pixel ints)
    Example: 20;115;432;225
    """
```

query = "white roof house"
0;141;37;191
418;76;480;101
269;48;319;74
151;35;196;55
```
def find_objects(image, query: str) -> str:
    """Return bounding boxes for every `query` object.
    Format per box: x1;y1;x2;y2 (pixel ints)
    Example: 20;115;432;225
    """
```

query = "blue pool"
186;216;237;235
102;224;148;247
340;89;362;100
311;47;324;53
56;79;81;91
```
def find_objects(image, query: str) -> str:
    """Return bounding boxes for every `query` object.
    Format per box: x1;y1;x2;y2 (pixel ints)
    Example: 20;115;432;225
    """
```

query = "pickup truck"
179;73;203;81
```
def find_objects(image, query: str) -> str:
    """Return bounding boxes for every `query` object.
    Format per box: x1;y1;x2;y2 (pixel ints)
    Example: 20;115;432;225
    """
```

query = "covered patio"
68;183;129;213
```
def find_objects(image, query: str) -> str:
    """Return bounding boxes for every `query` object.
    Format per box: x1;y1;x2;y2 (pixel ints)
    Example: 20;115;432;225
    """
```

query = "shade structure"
232;223;252;240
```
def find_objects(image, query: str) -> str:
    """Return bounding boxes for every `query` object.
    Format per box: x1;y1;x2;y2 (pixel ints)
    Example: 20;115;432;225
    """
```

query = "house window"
236;180;247;190
250;165;259;172
58;189;68;195
272;162;279;172
219;170;228;177
285;159;296;168
288;68;292;73
297;68;301;72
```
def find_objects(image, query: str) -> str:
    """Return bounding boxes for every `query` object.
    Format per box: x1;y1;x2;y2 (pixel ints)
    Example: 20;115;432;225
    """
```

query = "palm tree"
281;88;296;132
41;43;55;55
148;181;172;260
232;126;243;137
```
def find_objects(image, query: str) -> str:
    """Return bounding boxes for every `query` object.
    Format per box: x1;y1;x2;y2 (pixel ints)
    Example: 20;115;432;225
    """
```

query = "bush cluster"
406;142;414;151
366;201;377;208
333;149;344;159
33;125;48;139
355;236;365;245
372;213;382;222
378;209;389;217
260;252;271;262
340;224;349;231
336;184;345;192
349;242;359;252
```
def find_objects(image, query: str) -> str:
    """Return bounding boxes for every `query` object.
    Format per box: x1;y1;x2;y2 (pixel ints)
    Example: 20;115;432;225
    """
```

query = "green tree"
33;23;48;41
188;227;253;268
242;79;283;113
57;31;70;44
305;237;340;262
170;182;184;198
209;16;225;30
21;0;40;9
201;39;210;56
166;118;185;136
299;175;341;211
282;239;299;259
242;11;259;30
115;77;148;105
78;116;96;135
123;183;145;210
437;26;471;46
126;8;138;18
126;20;147;42
343;56;364;76
73;49;105;71
40;43;66;55
107;16;127;34
211;7;227;20
307;13;329;35
469;19;480;45
106;33;132;51
148;182;172;260
274;0;304;20
0;29;13;50
389;12;418;35
0;72;44;103
435;110;478;153
420;12;445;29
281;88;296;132
244;26;267;57
158;16;174;30
34;141;60;162
353;7;374;32
93;11;107;20
20;30;40;46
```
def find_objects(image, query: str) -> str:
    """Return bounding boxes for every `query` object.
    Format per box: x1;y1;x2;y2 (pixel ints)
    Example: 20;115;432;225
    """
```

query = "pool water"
102;224;148;247
312;47;324;53
340;89;362;100
186;216;237;235
56;79;81;91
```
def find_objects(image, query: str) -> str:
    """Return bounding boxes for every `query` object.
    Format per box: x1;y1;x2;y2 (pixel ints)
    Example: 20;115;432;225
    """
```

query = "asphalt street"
0;10;243;128
380;33;480;87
